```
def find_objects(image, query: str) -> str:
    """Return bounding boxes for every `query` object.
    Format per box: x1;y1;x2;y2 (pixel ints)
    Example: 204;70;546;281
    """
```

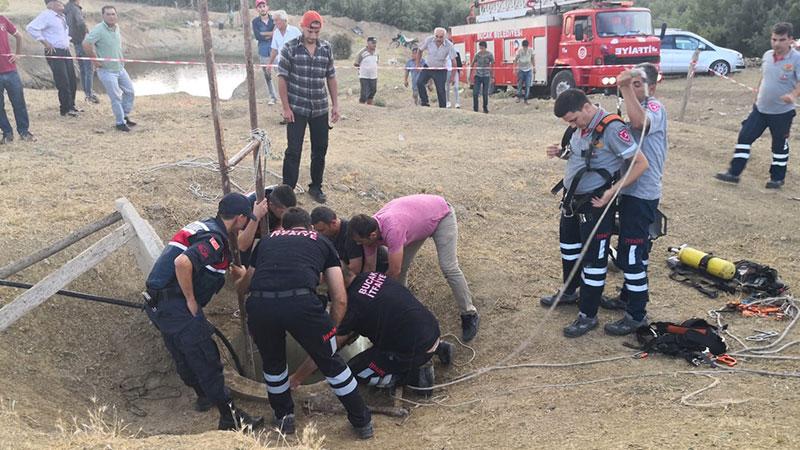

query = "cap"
300;10;323;28
218;192;257;220
255;0;267;6
367;36;377;43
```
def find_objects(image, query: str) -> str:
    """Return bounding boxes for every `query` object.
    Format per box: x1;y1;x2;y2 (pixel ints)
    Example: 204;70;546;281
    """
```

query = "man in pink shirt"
349;194;479;341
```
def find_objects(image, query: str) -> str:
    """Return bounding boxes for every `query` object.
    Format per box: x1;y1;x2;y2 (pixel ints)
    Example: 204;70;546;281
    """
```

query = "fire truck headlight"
602;77;610;85
609;76;616;85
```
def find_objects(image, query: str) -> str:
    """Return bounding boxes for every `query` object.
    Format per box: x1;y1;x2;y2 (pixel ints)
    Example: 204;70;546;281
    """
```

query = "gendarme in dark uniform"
244;207;373;439
145;192;262;430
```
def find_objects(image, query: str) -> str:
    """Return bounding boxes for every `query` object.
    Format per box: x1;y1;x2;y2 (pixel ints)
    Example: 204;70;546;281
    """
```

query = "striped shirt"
278;37;336;118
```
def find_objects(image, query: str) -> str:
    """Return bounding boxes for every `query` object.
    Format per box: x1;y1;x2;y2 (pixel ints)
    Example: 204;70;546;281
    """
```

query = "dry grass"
0;398;324;450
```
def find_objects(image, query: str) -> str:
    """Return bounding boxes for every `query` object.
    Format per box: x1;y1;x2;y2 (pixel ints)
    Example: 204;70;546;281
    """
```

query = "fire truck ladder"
476;0;615;22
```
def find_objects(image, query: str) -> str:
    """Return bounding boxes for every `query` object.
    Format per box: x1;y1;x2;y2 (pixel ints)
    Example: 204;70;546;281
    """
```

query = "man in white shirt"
267;10;301;68
26;0;79;116
354;36;378;105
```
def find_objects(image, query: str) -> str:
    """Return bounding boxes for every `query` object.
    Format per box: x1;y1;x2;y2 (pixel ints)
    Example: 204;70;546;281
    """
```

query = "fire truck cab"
451;0;661;99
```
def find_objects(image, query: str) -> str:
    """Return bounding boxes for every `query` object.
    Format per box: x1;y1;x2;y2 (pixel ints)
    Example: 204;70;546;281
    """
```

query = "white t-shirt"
355;48;378;79
270;25;302;63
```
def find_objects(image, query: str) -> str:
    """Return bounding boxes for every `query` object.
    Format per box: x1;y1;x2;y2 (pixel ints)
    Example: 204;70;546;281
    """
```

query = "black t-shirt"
249;228;340;291
338;272;440;354
332;220;366;265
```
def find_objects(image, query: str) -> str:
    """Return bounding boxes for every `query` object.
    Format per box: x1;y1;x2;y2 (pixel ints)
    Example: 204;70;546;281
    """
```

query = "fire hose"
0;279;245;376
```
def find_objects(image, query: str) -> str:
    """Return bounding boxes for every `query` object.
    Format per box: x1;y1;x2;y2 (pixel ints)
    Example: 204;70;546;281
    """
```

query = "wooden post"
199;0;256;376
198;0;232;195
239;0;267;239
0;211;122;280
239;0;267;377
226;140;260;168
0;224;134;332
115;198;165;274
679;48;701;122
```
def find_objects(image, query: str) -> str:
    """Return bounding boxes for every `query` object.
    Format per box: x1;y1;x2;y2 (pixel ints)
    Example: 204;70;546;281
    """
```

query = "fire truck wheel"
550;70;575;99
709;60;730;77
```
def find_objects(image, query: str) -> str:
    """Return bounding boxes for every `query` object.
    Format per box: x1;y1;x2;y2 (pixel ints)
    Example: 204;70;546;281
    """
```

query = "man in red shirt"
0;15;35;144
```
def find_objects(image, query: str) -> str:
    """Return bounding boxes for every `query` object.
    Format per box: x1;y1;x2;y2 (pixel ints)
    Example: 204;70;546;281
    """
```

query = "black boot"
217;402;265;431
435;340;453;365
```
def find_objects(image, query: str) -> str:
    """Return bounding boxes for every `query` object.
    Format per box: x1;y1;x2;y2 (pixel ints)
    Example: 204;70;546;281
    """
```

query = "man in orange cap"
277;10;338;204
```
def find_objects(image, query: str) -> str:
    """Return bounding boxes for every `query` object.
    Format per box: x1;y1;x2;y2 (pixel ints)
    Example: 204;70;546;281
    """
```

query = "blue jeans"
97;68;135;125
73;45;94;97
517;69;532;99
0;70;30;136
473;75;490;112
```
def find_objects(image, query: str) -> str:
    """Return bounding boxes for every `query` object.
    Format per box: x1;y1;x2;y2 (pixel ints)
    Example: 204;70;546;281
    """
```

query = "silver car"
660;29;745;76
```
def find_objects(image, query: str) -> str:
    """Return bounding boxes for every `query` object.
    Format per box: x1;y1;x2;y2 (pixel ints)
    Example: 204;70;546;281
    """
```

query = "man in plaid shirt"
277;10;339;204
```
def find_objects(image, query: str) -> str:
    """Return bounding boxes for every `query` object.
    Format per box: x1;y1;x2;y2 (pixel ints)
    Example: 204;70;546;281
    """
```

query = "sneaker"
460;312;480;342
516;97;521;103
455;103;461;109
124;116;137;127
540;290;579;307
563;313;598;338
272;413;296;434
268;98;276;105
446;101;452;108
766;179;784;189
19;132;36;142
86;95;100;104
714;171;740;184
70;107;84;113
599;293;627;310
116;123;131;132
218;407;265;431
435;340;453;365
0;135;12;144
194;396;213;412
308;187;327;203
604;312;648;336
353;421;374;440
61;111;79;117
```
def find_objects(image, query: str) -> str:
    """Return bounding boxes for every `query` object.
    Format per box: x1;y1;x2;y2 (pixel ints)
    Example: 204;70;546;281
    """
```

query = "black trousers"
145;290;230;406
246;293;371;427
616;195;659;321
417;68;448;108
558;198;614;318
728;105;795;181
348;342;436;388
282;112;329;190
45;48;77;115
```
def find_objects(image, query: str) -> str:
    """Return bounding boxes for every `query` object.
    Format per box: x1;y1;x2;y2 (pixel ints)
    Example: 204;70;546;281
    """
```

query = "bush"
330;33;353;61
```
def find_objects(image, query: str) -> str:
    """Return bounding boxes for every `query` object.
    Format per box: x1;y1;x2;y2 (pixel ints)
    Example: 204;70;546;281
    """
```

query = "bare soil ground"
2;2;800;449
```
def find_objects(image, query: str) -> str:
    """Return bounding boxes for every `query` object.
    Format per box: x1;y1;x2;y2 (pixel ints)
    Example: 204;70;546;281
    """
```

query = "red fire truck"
451;0;661;98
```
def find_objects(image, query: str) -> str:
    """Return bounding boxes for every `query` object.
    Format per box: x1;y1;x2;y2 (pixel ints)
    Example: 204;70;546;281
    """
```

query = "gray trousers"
398;207;476;314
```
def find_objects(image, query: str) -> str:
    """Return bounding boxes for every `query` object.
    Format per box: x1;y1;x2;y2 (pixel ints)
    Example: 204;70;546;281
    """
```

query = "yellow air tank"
676;246;736;280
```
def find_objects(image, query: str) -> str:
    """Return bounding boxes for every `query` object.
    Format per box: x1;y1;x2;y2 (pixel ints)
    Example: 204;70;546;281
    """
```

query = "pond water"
125;57;249;100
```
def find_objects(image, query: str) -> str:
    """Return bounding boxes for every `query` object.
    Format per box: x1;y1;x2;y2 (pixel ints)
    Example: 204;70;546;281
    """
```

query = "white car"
660;29;745;76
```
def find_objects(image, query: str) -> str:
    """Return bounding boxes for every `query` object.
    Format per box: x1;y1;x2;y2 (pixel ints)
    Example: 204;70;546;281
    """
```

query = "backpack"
635;319;727;365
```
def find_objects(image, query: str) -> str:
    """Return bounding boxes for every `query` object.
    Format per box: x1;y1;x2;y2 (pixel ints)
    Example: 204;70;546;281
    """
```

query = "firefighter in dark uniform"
289;272;453;393
239;207;374;439
541;89;649;338
145;192;263;430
